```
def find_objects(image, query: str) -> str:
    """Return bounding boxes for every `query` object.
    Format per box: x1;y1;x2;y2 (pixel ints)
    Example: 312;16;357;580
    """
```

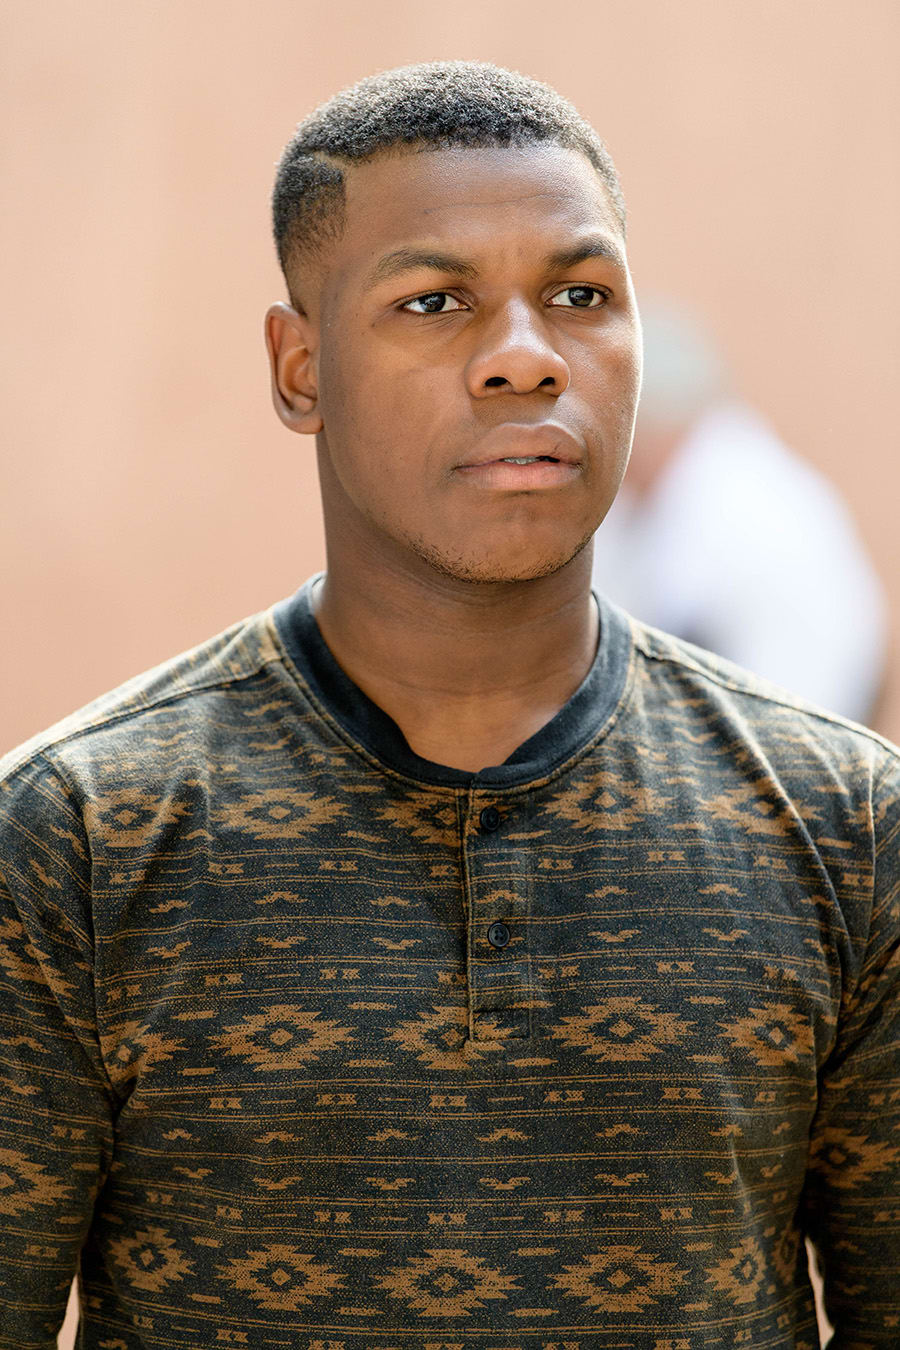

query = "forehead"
333;143;623;276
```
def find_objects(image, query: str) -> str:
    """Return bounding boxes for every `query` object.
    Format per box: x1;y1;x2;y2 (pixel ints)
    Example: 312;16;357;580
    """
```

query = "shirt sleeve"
802;753;900;1345
0;753;114;1349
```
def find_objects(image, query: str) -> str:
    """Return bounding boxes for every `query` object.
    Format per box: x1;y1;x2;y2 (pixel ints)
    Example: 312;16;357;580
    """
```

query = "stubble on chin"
399;524;597;586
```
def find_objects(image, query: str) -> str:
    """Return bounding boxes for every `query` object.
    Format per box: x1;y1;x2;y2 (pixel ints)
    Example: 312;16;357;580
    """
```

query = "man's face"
287;142;641;584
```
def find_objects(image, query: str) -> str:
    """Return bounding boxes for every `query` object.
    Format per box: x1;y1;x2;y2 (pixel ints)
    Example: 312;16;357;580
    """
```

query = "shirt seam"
2;641;287;781
860;756;900;985
632;623;900;764
13;750;118;1106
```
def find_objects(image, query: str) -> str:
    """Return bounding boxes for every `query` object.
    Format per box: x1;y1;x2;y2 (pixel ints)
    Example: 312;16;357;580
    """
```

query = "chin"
408;530;594;586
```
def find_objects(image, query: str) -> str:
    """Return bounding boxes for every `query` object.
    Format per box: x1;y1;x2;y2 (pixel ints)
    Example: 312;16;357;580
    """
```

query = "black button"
479;805;501;832
487;920;510;949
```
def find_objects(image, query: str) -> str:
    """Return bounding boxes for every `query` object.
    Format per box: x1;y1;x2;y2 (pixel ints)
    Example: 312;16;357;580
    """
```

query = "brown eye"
549;286;606;309
402;292;465;314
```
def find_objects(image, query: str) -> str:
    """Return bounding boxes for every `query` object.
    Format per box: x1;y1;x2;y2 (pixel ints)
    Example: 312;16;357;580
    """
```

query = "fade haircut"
272;61;625;302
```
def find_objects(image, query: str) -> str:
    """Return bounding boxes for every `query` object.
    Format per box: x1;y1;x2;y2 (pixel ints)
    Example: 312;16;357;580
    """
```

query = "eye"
548;285;608;309
401;291;467;314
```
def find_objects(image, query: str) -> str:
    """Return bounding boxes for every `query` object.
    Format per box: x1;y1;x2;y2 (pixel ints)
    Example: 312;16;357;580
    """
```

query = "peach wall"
3;1;899;758
3;7;891;1345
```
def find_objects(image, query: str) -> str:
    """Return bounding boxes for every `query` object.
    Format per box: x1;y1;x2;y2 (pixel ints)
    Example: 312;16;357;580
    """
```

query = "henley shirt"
1;578;898;1349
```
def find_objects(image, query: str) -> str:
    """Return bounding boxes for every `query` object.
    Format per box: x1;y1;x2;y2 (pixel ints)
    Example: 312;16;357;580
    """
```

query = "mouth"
494;454;561;465
453;424;583;489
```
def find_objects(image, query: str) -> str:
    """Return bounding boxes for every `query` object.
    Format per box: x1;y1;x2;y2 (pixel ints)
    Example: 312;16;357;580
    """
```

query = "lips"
452;423;584;490
455;422;582;471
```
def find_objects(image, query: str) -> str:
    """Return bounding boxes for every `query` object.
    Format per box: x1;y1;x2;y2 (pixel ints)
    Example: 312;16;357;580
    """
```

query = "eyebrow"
366;248;480;289
544;236;627;273
365;234;626;291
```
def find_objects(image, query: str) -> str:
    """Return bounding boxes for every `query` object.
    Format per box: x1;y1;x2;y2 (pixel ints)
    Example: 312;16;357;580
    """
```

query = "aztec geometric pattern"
0;587;898;1348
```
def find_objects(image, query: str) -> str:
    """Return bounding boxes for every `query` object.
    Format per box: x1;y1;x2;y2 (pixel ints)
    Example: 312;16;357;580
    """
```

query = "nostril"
484;376;507;387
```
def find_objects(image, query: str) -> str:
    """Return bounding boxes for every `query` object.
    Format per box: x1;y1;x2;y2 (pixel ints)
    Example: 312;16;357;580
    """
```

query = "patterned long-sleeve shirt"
1;579;898;1348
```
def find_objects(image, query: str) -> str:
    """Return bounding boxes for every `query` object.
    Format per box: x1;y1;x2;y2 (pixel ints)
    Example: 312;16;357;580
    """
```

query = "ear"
265;302;324;434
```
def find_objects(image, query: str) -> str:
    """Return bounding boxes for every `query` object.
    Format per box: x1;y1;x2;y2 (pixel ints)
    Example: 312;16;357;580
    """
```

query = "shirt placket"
462;787;533;1043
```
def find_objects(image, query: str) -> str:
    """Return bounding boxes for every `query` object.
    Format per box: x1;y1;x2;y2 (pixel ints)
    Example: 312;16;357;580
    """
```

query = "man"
1;62;897;1348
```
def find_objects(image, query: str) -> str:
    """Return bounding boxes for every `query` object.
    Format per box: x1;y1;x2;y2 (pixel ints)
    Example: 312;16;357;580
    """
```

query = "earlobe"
265;302;324;434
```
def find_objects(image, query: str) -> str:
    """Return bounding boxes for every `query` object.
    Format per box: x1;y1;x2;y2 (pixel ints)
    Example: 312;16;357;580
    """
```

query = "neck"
312;544;598;772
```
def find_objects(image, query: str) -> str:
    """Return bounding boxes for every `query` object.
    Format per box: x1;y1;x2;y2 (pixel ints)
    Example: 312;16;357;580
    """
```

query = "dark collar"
272;576;632;788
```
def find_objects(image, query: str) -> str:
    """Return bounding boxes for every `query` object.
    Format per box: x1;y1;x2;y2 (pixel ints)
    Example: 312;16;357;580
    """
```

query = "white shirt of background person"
592;301;887;724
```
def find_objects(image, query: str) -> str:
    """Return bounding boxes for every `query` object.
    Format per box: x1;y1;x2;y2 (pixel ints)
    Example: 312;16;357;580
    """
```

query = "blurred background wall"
2;0;899;764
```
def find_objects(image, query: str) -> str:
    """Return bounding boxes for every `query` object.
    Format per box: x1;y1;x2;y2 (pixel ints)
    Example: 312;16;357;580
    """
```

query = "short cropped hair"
272;61;625;298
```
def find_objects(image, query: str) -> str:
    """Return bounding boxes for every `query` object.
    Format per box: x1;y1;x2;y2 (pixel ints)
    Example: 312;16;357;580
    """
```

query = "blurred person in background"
592;302;888;723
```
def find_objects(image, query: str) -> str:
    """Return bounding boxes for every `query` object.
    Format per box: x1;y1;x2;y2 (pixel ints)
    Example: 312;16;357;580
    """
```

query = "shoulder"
0;607;286;797
626;612;899;784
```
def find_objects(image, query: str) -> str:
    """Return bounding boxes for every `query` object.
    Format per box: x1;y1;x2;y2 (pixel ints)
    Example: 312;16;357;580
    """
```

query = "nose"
465;299;570;397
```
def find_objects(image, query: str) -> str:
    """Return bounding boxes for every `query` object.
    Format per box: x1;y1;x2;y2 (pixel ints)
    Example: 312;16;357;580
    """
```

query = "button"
479;805;501;832
487;920;510;949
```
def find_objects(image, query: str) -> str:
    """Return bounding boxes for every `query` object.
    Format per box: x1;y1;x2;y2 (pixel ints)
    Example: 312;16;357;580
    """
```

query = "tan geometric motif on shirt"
718;1000;815;1067
549;996;693;1061
208;1003;357;1071
704;1236;767;1306
215;786;347;838
377;1247;519;1318
551;1244;688;1312
100;1020;186;1085
544;768;672;831
0;1147;71;1217
107;1225;195;1293
808;1127;900;1190
388;1004;485;1069
216;1243;345;1311
82;787;193;848
374;792;461;848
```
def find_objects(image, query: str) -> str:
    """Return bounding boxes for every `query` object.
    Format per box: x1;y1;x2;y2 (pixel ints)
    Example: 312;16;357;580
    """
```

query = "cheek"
322;337;436;456
605;312;642;386
319;335;407;443
570;336;640;464
316;340;357;439
316;347;423;517
318;356;388;498
625;342;643;408
621;311;644;398
600;329;642;434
